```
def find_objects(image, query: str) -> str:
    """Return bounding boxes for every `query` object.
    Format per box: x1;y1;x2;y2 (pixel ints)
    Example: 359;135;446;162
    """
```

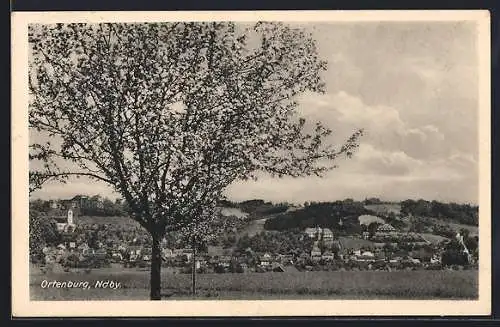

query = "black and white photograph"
12;10;491;316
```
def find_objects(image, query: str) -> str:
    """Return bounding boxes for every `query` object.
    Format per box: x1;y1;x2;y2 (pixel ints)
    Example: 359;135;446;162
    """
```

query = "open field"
338;236;376;249
219;207;248;219
30;269;478;300
241;218;269;237
420;233;450;244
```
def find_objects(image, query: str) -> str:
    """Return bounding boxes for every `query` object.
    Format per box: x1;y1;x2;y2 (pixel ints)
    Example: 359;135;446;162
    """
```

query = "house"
82;248;95;257
376;223;397;234
208;256;219;265
356;255;375;262
260;253;272;266
220;255;232;268
128;245;142;260
77;242;90;252
408;257;421;265
297;252;309;263
278;254;294;264
374;252;386;261
195;256;207;269
75;195;104;209
355;251;375;262
94;248;107;260
361;251;374;257
162;248;174;258
311;246;322;261
305;227;318;239
237;255;248;264
362;231;370;239
173;248;193;261
322;228;334;242
49;200;60;209
111;252;123;262
321;251;335;261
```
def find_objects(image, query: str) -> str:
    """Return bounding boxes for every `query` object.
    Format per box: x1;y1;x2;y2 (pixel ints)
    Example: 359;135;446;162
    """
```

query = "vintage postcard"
12;10;491;317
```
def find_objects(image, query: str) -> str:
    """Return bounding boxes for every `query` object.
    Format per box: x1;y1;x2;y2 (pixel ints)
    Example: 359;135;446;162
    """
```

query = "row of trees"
30;196;128;217
401;199;478;226
236;230;315;255
29;209;62;261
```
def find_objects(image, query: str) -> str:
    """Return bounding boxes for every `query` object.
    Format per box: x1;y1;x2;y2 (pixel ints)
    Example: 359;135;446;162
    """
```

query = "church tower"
67;209;74;225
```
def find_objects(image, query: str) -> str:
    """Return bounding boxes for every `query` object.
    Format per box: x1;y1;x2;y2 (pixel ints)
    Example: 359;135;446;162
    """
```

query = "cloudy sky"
31;21;480;204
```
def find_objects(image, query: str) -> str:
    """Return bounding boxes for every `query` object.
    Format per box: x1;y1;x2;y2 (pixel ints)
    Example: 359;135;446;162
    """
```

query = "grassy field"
338;236;377;250
358;214;386;226
420;233;450;244
30;269;478;301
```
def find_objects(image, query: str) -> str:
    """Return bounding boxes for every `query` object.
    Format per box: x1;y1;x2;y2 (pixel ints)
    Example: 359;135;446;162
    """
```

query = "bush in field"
441;240;469;266
61;253;80;268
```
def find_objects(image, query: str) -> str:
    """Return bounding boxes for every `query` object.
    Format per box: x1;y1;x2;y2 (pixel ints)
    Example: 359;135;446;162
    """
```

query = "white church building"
54;209;77;232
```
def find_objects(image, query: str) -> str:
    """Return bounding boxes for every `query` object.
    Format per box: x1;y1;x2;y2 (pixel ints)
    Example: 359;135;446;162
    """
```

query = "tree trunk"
150;234;162;300
192;239;196;296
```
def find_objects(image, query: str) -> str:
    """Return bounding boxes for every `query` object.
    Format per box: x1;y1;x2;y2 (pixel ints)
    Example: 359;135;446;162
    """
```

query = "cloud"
297;91;448;161
353;144;421;176
30;22;480;205
31;177;118;200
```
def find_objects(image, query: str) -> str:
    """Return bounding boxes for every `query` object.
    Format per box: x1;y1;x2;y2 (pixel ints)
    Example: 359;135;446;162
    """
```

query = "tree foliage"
28;22;362;299
264;200;369;233
401;199;478;226
236;230;314;255
29;209;61;259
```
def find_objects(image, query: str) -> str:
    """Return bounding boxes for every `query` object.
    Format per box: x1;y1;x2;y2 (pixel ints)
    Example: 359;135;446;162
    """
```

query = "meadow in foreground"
30;269;478;300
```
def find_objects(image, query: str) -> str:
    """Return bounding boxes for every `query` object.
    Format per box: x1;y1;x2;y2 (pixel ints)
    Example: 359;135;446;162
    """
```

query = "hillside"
66;199;478;248
240;217;269;238
338;236;377;250
263;200;371;233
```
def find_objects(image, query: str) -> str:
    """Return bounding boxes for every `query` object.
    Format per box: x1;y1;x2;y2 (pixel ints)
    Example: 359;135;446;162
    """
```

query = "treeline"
264;200;370;233
401;199;478;226
218;198;290;218
236;230;314;255
83;198;127;216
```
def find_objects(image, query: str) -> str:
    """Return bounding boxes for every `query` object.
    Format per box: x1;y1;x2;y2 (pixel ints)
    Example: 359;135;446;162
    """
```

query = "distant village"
30;195;479;274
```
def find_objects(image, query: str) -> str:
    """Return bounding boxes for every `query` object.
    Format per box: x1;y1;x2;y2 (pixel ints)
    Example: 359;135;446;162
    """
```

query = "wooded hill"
262;199;479;233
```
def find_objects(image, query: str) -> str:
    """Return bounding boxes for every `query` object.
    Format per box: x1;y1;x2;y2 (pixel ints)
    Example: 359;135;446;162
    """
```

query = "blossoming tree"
28;22;363;300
